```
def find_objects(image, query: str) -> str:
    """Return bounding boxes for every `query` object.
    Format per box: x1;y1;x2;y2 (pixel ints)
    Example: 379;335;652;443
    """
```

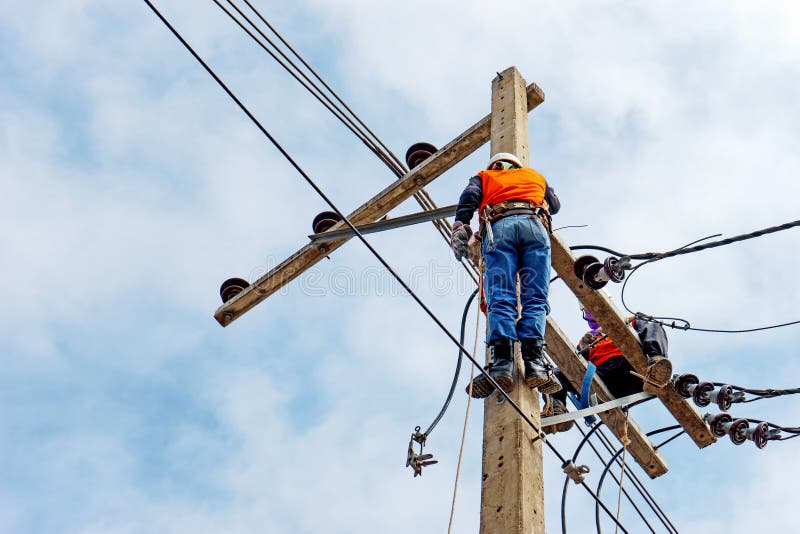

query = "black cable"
594;427;679;534
218;0;471;274
571;245;643;258
613;225;800;333
561;420;605;534
141;0;516;432
594;426;682;534
561;416;677;534
638;222;798;261
213;0;403;176
743;419;800;435
420;288;478;438
620;255;800;334
653;430;685;450
572;424;658;534
143;5;644;524
239;0;409;174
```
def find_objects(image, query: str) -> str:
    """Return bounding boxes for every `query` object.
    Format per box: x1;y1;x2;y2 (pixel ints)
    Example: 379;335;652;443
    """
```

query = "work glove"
580;331;595;348
451;221;472;261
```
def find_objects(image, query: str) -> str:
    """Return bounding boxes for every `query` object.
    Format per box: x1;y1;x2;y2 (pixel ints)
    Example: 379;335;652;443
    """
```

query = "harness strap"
573;363;598;425
580;362;597;409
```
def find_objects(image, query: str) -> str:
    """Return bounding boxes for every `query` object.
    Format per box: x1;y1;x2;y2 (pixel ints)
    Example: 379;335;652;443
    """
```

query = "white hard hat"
487;152;523;169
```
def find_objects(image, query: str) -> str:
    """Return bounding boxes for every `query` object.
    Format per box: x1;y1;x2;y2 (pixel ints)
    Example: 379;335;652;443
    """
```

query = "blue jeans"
483;214;551;345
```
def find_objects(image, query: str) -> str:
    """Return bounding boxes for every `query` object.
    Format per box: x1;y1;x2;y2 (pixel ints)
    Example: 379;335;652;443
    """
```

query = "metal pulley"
675;374;736;410
405;142;438;170
573;255;631;290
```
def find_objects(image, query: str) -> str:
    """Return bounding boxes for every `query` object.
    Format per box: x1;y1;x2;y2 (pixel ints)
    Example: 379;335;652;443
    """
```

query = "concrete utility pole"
480;66;545;534
214;63;715;530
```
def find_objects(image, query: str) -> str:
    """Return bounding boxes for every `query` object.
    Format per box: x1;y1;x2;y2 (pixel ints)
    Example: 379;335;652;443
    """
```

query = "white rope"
614;412;630;534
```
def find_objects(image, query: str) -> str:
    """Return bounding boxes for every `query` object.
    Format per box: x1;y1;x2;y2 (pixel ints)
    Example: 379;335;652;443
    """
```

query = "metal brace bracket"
562;460;590;484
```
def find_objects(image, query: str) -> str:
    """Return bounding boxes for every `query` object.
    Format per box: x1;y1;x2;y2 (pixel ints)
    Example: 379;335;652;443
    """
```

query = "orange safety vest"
477;168;548;213
585;318;635;366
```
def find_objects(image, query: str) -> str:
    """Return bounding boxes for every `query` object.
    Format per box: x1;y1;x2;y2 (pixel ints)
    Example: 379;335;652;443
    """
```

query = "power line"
563;421;679;534
419;288;479;439
593;427;679;533
593;426;683;534
238;0;409;175
572;424;659;534
143;3;637;526
215;0;477;280
571;221;800;334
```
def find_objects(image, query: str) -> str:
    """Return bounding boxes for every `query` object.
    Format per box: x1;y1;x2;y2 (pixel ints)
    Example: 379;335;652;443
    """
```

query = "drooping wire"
561;413;678;534
594;426;683;534
565;422;658;534
616;226;800;333
142;4;646;524
421;288;478;438
593;426;678;533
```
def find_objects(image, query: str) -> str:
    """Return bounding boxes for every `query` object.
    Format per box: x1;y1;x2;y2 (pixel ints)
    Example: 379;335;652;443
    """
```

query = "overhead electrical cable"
142;5;633;526
612;222;800;333
421;288;478;439
593;426;679;533
215;0;477;281
571;423;658;534
564;420;678;534
593;426;683;534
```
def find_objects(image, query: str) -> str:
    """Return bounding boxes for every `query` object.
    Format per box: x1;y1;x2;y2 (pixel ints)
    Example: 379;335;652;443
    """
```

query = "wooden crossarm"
545;318;669;478
549;234;716;448
214;82;545;326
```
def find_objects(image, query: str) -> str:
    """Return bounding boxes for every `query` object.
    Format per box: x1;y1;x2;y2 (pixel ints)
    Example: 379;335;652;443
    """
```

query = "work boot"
542;398;574;434
521;339;561;394
466;341;515;398
642;355;673;393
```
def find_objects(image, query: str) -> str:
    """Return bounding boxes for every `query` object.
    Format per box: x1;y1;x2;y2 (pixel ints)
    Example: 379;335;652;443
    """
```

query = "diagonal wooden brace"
549;234;716;448
545;318;669;478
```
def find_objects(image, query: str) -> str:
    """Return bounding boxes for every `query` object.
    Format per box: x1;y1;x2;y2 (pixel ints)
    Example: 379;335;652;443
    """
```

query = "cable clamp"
405;426;437;477
732;391;747;403
562;460;590;484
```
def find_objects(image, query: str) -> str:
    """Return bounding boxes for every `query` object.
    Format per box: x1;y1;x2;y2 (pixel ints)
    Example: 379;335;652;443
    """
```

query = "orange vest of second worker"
583;318;636;366
477;167;548;213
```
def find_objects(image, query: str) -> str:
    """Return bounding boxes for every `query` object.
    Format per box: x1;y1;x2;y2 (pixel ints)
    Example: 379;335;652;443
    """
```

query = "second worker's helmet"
487;152;523;170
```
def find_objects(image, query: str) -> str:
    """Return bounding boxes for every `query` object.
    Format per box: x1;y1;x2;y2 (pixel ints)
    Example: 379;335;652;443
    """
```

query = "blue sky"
2;1;799;532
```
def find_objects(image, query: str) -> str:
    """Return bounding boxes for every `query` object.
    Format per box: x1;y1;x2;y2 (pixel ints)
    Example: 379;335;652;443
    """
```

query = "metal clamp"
405;427;437;477
562;460;590;484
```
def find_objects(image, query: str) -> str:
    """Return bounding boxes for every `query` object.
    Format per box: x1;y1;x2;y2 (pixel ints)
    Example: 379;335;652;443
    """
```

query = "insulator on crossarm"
746;421;770;449
405;142;437;170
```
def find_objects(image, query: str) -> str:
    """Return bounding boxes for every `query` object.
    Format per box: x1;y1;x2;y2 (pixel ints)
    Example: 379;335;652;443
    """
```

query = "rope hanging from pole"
448;270;483;533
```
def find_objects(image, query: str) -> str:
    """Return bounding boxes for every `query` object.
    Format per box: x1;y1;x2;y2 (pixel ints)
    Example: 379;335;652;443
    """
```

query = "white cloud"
2;0;800;532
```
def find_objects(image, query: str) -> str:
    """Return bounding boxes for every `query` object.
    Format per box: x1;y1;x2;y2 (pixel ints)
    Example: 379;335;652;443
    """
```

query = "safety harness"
483;199;552;230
